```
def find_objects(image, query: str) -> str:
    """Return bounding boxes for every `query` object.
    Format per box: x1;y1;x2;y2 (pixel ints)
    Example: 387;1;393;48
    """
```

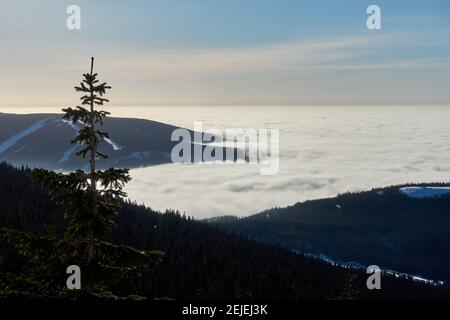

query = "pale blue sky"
1;0;449;106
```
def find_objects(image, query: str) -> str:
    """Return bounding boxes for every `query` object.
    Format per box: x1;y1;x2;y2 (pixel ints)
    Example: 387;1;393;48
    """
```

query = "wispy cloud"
88;32;450;78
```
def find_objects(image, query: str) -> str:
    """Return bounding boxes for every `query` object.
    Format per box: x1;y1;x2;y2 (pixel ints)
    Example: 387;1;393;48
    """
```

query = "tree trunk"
88;57;97;264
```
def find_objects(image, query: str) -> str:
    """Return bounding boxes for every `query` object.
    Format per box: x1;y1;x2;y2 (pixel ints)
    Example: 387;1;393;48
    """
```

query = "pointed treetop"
90;57;94;75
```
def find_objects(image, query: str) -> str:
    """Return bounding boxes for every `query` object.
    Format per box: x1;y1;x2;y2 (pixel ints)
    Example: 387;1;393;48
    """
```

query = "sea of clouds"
8;105;450;219
120;105;450;219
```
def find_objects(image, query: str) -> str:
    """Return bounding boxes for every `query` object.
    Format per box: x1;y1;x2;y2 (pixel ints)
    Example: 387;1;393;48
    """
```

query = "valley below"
210;184;450;282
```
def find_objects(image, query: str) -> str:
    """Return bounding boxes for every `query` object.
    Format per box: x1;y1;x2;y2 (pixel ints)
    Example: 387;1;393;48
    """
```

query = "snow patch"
399;186;450;199
62;119;80;132
0;117;50;154
104;137;124;151
412;275;444;286
301;251;444;286
129;151;152;160
57;145;78;164
62;119;124;151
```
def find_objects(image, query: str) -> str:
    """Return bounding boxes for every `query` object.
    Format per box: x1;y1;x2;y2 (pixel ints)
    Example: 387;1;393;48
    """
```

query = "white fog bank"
6;106;450;218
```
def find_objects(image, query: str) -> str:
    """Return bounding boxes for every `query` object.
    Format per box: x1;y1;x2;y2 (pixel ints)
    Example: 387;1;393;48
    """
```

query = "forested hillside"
211;185;450;281
0;162;449;299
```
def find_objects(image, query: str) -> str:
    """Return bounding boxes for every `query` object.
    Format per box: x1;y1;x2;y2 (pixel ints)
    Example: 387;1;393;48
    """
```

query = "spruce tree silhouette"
27;57;162;297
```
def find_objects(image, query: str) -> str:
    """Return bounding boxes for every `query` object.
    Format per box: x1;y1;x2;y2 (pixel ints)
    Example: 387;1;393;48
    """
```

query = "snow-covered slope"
399;186;450;199
0;117;50;153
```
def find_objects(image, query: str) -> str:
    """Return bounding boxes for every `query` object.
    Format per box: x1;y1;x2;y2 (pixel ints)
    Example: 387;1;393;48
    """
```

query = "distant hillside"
210;184;450;281
1;162;448;299
0;113;239;171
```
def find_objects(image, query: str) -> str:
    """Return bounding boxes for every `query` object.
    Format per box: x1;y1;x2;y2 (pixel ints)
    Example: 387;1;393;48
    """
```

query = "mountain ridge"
0;113;240;171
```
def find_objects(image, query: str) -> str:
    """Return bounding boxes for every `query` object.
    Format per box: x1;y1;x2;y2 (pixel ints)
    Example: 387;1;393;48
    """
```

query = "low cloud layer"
123;105;450;219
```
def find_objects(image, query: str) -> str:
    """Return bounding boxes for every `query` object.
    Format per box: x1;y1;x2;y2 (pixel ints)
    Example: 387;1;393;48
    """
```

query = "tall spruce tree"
22;57;163;298
32;57;129;260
